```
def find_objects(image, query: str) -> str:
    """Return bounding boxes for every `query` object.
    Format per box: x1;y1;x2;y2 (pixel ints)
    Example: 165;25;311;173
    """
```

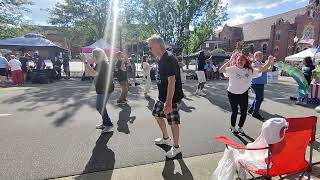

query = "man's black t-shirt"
94;61;114;95
156;51;184;103
19;57;28;72
197;55;206;71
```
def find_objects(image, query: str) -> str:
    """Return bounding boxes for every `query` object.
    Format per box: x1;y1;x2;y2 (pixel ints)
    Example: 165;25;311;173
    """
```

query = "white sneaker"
154;137;172;146
101;125;113;134
96;124;105;129
198;90;206;96
166;146;182;158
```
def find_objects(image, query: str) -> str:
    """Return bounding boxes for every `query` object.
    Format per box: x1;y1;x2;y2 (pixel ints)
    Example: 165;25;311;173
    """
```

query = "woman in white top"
142;55;151;98
8;55;23;85
219;52;274;135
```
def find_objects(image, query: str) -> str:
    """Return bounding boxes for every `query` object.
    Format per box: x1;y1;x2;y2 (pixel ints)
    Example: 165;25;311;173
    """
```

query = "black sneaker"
252;114;265;120
248;109;253;115
230;127;239;135
238;127;245;135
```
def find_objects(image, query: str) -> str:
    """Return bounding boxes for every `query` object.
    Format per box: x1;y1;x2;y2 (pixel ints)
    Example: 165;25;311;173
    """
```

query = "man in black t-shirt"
147;34;184;159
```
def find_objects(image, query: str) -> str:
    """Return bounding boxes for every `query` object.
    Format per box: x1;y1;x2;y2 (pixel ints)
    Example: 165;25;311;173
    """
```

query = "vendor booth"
285;48;320;62
0;33;69;84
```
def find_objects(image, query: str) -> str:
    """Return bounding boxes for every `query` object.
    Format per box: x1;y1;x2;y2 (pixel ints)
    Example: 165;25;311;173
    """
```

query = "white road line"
272;97;288;100
0;114;12;117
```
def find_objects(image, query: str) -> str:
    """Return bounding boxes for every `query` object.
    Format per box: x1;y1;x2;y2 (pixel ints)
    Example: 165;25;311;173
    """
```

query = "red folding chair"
215;116;317;180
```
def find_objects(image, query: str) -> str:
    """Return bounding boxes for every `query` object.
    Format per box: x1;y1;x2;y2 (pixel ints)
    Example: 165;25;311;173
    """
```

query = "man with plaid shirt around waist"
147;35;184;158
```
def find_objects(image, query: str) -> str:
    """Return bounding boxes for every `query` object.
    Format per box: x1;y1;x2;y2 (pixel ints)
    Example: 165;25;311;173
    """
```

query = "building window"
206;43;210;48
250;44;254;54
276;31;281;41
287;47;291;55
302;25;314;39
274;46;279;55
262;44;268;55
224;37;227;41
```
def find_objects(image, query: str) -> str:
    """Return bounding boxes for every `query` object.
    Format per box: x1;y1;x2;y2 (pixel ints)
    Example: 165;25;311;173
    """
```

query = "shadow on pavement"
76;132;114;180
156;144;172;152
162;158;194;180
180;100;196;113
117;104;136;134
183;83;232;113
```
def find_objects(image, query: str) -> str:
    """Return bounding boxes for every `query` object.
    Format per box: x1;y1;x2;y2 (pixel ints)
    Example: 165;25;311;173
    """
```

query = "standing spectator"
212;62;217;79
194;51;206;96
147;34;184;158
178;58;186;84
248;51;272;120
19;53;30;83
8;55;23;85
63;53;71;79
0;53;8;86
142;55;151;98
302;56;315;85
129;54;139;86
204;61;212;80
80;48;115;133
34;51;46;71
219;53;274;135
54;53;62;79
115;52;129;104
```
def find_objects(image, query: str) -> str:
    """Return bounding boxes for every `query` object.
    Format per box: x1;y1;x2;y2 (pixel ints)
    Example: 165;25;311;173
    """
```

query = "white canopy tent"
285;48;320;62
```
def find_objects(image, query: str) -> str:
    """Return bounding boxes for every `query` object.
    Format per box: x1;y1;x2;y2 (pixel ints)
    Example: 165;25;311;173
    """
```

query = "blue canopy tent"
0;33;68;59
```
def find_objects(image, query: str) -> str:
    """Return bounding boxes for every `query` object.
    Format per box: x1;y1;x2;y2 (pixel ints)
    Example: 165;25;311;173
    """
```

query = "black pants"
228;90;248;128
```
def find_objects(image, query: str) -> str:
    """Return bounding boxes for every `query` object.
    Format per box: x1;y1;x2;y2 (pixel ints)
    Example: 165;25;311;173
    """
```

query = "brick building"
202;0;320;60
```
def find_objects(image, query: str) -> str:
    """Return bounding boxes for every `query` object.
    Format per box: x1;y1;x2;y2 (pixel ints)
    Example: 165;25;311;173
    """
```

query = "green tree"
49;0;111;40
124;0;228;54
0;0;33;39
212;48;226;54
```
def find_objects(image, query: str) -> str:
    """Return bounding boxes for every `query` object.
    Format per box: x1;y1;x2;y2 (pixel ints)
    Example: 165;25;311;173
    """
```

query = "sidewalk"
55;149;320;180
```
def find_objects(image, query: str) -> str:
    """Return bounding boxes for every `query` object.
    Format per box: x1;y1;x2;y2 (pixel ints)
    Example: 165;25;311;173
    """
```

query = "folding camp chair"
215;116;317;180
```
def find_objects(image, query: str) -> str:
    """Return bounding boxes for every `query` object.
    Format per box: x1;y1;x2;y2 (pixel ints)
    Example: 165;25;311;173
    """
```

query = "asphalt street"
0;78;319;180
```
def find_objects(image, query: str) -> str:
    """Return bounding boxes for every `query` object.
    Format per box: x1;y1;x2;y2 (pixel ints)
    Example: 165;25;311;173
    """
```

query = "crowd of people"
3;35;318;159
0;51;70;87
79;34;278;159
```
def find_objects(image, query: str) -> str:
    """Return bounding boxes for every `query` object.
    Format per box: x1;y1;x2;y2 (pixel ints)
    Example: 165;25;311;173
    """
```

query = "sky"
24;0;309;26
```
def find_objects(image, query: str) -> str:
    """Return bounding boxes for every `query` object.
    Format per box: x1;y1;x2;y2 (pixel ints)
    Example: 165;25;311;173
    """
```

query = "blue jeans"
96;94;113;126
249;84;265;115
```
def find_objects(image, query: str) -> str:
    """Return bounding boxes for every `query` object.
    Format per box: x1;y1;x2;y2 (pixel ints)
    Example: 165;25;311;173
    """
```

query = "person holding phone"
80;49;115;133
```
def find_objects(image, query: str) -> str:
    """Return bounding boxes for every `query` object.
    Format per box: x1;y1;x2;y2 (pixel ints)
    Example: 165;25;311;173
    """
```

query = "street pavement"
0;77;320;180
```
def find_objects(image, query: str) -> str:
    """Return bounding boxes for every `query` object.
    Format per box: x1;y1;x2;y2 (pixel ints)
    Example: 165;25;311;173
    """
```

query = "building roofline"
231;7;306;27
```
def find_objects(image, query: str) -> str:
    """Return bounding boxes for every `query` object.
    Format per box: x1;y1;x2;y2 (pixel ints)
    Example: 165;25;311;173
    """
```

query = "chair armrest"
215;136;269;150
